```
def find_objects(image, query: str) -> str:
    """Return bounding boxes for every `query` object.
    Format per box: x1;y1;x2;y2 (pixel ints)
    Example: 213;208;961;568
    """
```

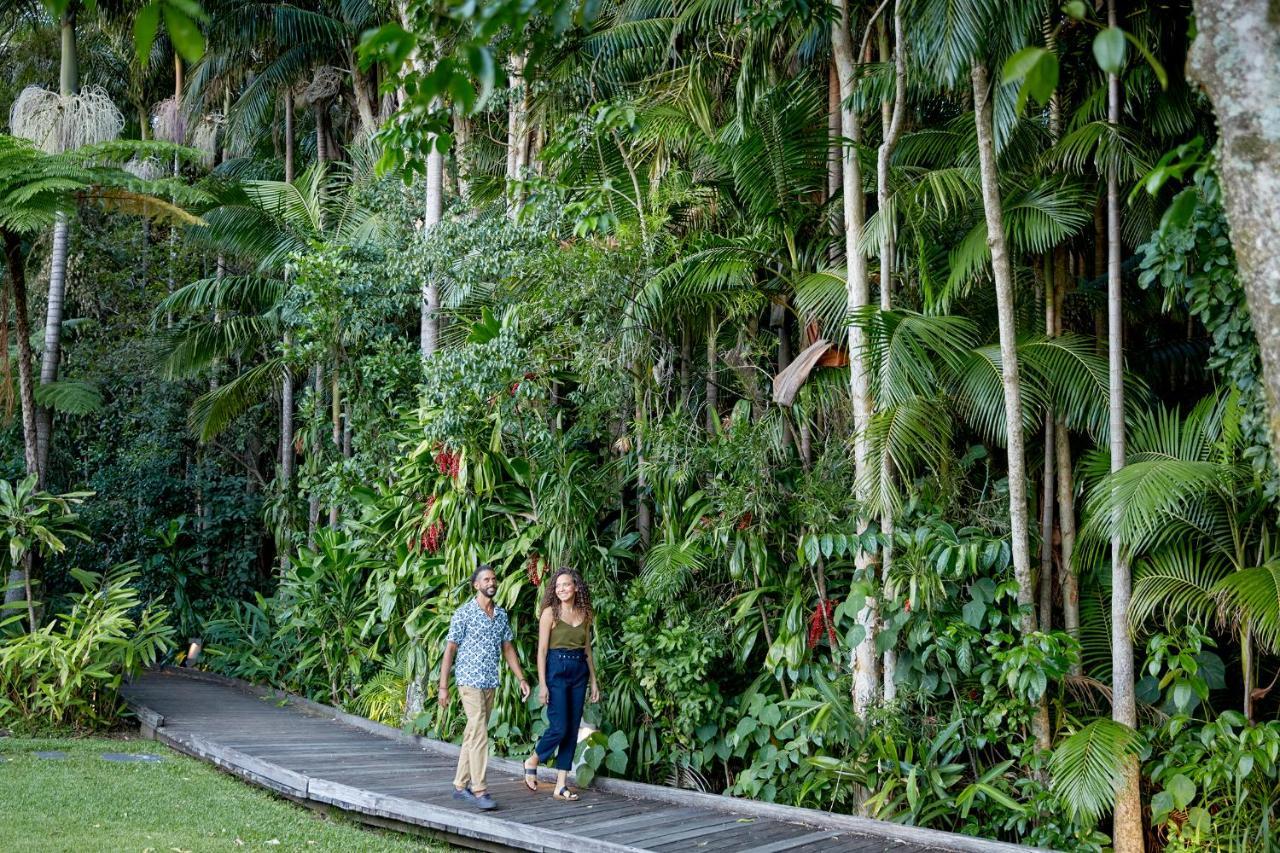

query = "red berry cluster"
736;511;753;531
525;553;543;586
421;520;445;554
434;446;460;478
807;599;837;649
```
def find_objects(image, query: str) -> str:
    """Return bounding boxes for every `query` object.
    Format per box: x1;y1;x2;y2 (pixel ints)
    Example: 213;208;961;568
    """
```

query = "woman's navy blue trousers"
535;649;588;770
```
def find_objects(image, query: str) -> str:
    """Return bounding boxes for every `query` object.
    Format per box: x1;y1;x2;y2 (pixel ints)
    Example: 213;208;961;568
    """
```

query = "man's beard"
481;585;498;597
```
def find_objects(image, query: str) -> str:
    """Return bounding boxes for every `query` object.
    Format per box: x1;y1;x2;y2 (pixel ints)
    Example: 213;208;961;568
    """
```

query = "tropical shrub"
0;566;172;733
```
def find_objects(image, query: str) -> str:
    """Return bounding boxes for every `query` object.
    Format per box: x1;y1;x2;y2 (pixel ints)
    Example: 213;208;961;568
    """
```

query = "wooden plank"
678;822;810;852
610;814;752;846
728;828;849;853
574;805;706;838
128;670;1036;853
585;774;1041;853
155;729;309;798
307;777;649;853
520;798;657;829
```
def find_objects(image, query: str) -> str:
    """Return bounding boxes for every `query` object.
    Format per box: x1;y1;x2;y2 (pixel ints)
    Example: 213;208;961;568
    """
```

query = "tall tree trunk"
284;93;295;182
1188;0;1280;473
351;57;378;136
833;0;878;716
280;355;294;574
421;106;444;358
307;364;322;548
973;62;1050;757
828;61;843;245
706;310;719;432
506;52;529;216
35;9;80;479
5;232;44;624
1104;2;1142;845
680;321;692;404
314;104;329;165
1052;248;1079;659
1039;257;1056;633
876;1;906;702
328;366;340;525
454;111;472;207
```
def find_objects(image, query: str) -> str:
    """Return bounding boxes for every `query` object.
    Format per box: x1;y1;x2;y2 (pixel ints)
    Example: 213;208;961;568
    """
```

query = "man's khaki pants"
453;686;495;793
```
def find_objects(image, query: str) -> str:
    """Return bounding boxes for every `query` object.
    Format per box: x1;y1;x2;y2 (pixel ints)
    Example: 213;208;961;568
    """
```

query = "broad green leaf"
133;4;160;66
962;598;986;628
1167;773;1196;809
1092;28;1127;75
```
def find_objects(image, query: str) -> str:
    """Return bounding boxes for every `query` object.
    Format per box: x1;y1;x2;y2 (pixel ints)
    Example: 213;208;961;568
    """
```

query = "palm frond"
1049;719;1144;823
188;356;287;442
1214;562;1280;655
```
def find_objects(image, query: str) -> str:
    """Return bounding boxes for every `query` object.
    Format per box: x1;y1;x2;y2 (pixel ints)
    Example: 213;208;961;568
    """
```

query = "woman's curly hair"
540;567;593;623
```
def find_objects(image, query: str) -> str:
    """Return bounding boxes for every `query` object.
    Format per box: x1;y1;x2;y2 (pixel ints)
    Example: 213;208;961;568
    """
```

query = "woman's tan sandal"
523;762;538;792
553;786;579;801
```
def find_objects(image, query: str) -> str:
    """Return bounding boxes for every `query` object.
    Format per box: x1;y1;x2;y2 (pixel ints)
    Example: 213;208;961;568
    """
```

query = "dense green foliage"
1;1;1278;850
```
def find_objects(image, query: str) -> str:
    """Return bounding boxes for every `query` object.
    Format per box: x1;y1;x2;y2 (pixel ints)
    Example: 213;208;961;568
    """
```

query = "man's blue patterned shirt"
446;599;514;689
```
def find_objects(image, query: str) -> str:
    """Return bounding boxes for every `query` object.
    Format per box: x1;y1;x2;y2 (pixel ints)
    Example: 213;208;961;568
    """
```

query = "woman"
523;567;600;800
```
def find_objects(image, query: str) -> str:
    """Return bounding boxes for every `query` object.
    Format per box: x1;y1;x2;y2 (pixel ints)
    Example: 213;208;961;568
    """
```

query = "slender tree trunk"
328;366;340;525
307;364;322;548
971;62;1036;632
5;233;43;624
506;52;529;216
454;111;472;207
314;104;329;165
833;0;878;715
1056;416;1079;669
280;354;294;574
1188;1;1280;471
421;105;444;358
1104;3;1142;844
973;62;1050;757
876;2;906;702
284;93;295;182
828;61;843;248
35;10;80;480
1040;258;1056;632
706;310;719;432
680;321;692;404
1052;248;1079;651
351;57;378;136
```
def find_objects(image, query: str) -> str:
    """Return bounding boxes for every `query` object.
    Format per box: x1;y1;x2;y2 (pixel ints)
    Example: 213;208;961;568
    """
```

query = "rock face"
1188;0;1280;469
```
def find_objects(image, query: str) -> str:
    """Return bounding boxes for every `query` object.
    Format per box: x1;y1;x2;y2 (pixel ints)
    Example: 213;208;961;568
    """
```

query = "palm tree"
1083;392;1279;721
832;0;878;716
10;2;130;480
0;133;197;614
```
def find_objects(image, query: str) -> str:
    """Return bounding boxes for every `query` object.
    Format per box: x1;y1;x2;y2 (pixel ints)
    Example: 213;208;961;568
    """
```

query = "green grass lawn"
0;736;456;852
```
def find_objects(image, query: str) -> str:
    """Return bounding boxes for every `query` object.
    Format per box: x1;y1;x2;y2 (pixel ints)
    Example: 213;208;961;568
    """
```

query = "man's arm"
502;642;531;700
438;641;458;708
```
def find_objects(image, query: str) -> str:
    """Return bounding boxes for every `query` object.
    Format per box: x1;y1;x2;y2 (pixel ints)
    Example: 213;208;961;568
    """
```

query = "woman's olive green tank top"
549;615;588;650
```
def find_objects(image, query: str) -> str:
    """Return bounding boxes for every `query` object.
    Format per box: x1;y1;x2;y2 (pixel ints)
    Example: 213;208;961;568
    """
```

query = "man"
439;564;530;810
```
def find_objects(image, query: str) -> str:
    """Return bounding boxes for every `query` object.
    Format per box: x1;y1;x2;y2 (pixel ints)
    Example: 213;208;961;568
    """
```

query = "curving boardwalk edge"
122;667;1044;853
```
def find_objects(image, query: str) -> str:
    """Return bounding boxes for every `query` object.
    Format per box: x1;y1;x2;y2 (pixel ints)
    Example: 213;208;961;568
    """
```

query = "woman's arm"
585;616;600;703
537;607;553;705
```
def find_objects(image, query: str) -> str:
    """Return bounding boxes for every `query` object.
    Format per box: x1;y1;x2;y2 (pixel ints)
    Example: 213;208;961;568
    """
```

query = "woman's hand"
589;681;600;704
538;683;549;706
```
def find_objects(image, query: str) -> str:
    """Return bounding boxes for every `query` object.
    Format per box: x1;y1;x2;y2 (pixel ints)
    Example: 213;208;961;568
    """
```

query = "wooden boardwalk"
123;668;1035;853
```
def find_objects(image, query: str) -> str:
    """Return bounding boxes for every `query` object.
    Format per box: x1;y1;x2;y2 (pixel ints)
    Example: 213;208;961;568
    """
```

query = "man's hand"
437;684;449;710
518;679;531;701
